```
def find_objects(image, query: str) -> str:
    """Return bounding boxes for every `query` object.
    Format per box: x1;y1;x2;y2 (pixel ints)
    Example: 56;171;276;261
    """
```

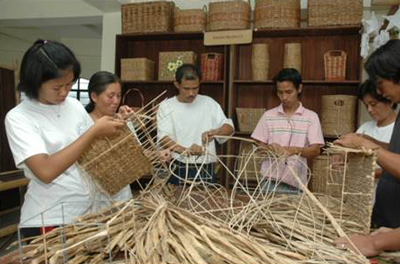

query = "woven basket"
324;50;347;81
254;0;300;29
310;155;329;193
121;58;155;81
284;43;301;73
121;1;174;34
321;95;357;137
251;43;270;81
201;53;224;81
78;125;152;196
312;151;375;234
122;88;144;112
236;108;265;132
158;51;197;81
236;141;263;181
173;7;207;32
208;0;251;31
308;0;363;27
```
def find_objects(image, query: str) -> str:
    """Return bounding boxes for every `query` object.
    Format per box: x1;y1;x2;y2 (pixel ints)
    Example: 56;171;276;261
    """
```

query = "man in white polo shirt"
157;64;234;185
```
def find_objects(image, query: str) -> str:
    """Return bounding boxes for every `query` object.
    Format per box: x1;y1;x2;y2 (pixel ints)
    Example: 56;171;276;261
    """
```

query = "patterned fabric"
251;103;324;189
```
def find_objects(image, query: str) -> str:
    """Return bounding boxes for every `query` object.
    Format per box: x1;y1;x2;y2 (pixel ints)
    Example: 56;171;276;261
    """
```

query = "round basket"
321;95;357;137
254;0;300;29
173;7;206;32
284;43;301;73
208;0;251;31
251;43;270;81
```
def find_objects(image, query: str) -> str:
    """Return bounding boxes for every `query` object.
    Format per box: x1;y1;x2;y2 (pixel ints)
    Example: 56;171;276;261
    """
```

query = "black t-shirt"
372;112;400;228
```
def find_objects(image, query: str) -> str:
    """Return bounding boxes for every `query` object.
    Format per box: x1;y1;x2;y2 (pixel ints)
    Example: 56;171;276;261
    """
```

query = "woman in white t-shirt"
356;79;396;202
4;40;124;238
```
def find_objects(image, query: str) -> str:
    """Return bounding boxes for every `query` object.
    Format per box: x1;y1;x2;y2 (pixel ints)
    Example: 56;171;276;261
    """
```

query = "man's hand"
187;144;204;156
158;149;171;162
268;143;289;156
202;129;217;145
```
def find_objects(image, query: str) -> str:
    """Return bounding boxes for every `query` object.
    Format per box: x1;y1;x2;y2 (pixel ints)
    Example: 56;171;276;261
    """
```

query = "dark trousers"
168;161;216;185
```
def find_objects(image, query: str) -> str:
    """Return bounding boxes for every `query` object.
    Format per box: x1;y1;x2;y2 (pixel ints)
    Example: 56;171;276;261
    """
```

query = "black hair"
273;68;302;90
85;71;121;113
358;79;397;110
18;39;81;99
175;64;201;84
365;39;400;84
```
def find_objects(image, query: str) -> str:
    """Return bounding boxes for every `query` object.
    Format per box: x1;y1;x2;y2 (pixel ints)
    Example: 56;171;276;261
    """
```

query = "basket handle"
334;99;344;107
325;50;346;57
122;88;145;108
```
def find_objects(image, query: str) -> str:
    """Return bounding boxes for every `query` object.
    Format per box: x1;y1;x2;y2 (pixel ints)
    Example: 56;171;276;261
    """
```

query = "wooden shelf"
234;80;361;85
122;80;224;85
253;25;361;38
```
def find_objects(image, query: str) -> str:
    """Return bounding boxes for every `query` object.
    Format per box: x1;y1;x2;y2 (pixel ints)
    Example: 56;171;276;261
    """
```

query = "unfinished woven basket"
121;1;174;34
78;125;152;196
251;43;270;81
173;7;206;32
236;141;263;181
284;43;302;73
311;155;329;193
208;0;251;31
236;108;266;132
308;0;363;26
254;0;300;29
321;95;357;137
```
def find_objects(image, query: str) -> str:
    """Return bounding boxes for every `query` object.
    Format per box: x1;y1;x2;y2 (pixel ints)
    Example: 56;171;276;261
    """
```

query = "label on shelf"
204;29;253;46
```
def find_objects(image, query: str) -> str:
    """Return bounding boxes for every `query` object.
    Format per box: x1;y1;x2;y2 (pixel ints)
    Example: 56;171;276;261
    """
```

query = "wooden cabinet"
114;26;362;186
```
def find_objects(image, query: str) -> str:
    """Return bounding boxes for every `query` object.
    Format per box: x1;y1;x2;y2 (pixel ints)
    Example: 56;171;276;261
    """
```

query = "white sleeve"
5;111;48;167
356;122;369;134
157;101;175;143
210;100;234;144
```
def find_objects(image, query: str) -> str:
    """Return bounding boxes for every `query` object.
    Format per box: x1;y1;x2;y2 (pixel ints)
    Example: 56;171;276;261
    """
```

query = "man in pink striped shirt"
251;68;324;193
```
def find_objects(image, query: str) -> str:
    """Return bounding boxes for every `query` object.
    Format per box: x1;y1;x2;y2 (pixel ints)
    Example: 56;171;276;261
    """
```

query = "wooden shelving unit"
114;26;362;187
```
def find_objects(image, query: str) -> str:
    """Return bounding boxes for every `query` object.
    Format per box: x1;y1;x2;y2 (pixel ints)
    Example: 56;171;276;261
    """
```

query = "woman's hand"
334;234;381;257
92;116;125;136
116;105;134;120
334;133;379;150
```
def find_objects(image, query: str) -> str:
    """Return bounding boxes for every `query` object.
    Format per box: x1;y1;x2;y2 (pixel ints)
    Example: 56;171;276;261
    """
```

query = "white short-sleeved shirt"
157;95;234;163
5;97;94;227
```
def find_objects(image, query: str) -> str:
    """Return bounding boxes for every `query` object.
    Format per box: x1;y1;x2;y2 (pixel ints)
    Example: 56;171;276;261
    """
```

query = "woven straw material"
173;8;206;32
308;0;363;27
310;155;329;193
324;50;347;81
158;51;197;81
78;125;152;196
284;43;301;73
251;43;270;81
121;58;155;81
236;141;263;181
321;95;357;137
201;53;224;81
254;0;300;29
208;0;251;31
323;149;376;235
121;1;174;34
236;108;265;132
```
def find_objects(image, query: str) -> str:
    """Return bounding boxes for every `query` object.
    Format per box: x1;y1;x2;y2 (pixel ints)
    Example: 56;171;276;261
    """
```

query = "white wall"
100;12;121;73
61;37;102;79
